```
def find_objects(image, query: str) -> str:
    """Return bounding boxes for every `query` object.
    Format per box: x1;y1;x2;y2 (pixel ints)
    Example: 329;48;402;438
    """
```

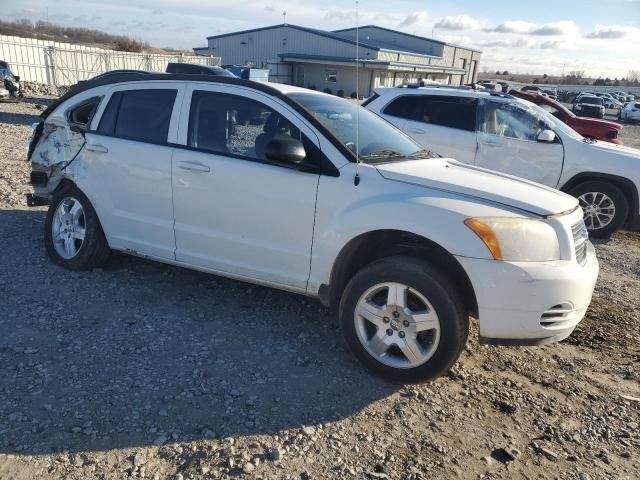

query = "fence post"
48;46;57;86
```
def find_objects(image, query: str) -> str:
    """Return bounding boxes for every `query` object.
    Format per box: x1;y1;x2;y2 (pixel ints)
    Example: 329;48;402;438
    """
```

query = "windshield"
581;97;603;106
289;92;434;163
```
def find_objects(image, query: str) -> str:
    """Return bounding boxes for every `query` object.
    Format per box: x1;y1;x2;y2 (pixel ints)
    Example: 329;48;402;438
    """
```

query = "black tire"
339;256;468;383
569;181;629;238
45;184;110;269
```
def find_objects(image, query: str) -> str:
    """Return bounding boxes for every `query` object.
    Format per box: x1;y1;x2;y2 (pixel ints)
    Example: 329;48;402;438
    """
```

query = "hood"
573;116;622;131
587;139;640;158
376;158;578;217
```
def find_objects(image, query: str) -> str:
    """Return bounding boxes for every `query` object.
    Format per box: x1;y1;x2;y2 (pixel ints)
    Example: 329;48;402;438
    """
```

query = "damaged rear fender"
29;119;85;169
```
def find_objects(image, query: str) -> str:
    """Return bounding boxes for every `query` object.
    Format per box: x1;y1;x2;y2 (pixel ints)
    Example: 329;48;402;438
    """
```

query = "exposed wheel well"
324;230;478;318
52;177;77;196
561;172;639;226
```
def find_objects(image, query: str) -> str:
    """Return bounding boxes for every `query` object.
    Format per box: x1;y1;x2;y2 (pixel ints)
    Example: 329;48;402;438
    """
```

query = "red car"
510;90;623;144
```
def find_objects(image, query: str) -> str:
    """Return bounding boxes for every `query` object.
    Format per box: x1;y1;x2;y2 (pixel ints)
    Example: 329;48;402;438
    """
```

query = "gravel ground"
0;97;639;480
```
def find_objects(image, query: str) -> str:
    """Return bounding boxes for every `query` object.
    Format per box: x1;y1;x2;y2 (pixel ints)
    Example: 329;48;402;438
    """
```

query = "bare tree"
627;70;640;84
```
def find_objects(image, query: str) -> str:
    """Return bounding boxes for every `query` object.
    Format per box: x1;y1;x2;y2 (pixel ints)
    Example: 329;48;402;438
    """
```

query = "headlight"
464;217;560;262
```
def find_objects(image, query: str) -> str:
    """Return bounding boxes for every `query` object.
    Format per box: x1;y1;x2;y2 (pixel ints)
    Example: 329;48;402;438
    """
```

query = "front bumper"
456;242;599;345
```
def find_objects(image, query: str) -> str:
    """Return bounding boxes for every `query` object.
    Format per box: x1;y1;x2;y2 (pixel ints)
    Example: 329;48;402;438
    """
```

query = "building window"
325;68;337;83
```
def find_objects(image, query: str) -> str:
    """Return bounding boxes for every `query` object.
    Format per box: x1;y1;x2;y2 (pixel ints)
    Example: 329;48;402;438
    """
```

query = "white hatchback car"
28;75;598;382
366;86;640;236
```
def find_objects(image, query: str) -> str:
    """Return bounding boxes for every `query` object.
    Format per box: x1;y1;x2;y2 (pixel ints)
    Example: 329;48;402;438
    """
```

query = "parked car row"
365;85;640;238
27;73;604;382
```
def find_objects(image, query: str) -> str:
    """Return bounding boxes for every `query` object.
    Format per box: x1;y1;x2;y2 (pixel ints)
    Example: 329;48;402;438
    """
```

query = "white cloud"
485;20;578;36
397;11;429;28
530;21;578;36
539;40;562;49
585;25;640;39
484;20;536;34
478;38;534;48
437;34;473;46
434;15;479;31
324;10;353;22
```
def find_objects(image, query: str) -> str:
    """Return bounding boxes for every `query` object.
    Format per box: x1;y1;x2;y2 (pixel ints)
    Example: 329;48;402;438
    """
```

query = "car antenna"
353;0;361;186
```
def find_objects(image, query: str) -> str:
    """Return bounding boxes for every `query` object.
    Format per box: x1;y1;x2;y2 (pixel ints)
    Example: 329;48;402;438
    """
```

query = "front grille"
572;220;589;266
580;105;602;116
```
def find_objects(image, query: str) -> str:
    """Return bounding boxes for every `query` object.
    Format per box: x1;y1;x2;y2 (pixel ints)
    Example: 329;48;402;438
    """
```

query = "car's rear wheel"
569;181;629;237
45;185;110;269
339;256;468;383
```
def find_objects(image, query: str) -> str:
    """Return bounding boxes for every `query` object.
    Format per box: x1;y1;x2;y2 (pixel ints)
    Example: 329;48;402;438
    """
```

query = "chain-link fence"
0;35;221;86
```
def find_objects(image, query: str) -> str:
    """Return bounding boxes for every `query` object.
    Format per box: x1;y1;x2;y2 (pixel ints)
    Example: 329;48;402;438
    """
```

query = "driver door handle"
178;160;210;173
407;127;425;134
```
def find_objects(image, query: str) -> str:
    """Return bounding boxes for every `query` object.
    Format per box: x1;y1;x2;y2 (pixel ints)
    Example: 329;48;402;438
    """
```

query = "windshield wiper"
406;148;439;159
359;149;404;159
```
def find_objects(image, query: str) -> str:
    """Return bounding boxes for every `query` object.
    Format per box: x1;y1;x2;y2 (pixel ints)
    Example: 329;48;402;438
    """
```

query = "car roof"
373;85;518;103
41;73;321;119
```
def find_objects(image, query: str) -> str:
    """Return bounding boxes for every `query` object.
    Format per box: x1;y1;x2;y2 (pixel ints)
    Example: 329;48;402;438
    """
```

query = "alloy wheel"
51;197;86;259
578;191;616;231
354;282;441;369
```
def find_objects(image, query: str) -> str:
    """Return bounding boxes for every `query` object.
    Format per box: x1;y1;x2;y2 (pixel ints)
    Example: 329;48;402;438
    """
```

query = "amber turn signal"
464;218;503;260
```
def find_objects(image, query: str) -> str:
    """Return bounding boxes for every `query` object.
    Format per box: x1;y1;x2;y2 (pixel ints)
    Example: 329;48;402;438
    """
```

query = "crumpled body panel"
30;122;84;168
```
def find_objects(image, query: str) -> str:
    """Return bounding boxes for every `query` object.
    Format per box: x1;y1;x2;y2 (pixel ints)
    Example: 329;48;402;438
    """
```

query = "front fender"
307;165;520;293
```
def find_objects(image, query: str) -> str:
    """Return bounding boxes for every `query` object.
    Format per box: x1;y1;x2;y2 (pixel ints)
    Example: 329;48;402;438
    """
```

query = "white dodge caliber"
28;74;599;383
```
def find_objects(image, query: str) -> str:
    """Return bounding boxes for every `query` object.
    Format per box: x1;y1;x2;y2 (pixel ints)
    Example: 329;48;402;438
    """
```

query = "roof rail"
396;83;473;91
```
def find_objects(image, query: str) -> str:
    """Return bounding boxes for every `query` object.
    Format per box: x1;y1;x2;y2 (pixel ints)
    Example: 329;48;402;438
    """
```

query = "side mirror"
265;137;307;167
13;75;20;82
537;129;556;143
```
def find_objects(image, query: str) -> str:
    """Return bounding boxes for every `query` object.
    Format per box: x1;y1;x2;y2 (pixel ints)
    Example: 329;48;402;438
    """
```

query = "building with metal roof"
193;24;482;97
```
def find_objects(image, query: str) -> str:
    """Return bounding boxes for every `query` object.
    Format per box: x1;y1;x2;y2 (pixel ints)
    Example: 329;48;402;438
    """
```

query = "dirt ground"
0;97;638;480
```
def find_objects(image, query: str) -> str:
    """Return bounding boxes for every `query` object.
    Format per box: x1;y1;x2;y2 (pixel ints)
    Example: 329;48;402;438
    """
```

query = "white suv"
619;102;640;124
28;75;598;383
366;86;640;236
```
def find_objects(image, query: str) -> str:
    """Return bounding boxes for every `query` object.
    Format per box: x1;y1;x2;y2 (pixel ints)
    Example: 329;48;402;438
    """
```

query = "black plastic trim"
30;171;48;186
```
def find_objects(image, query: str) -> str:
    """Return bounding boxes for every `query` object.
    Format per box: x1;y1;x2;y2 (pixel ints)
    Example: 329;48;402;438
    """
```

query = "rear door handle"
177;161;210;173
85;143;108;154
407;128;425;134
482;140;501;147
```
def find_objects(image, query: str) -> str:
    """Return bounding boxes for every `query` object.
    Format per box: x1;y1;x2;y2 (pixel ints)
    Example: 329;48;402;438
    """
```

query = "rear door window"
382;95;418;120
416;96;477;131
98;89;177;143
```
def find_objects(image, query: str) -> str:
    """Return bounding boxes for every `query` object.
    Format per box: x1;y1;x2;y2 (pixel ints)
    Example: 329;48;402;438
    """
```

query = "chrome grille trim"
572;220;589;266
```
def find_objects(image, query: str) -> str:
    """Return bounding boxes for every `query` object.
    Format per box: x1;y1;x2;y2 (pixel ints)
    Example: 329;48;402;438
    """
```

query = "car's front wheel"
45;185;110;269
570;181;629;237
340;256;468;383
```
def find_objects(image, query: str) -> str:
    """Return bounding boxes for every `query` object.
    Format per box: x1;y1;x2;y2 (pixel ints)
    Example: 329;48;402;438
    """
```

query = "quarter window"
98;89;177;143
416;96;477;131
383;95;417;120
188;91;302;161
67;97;101;130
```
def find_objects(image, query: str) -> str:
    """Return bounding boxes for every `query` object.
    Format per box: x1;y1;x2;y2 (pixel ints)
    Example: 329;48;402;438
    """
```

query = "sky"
4;0;640;78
